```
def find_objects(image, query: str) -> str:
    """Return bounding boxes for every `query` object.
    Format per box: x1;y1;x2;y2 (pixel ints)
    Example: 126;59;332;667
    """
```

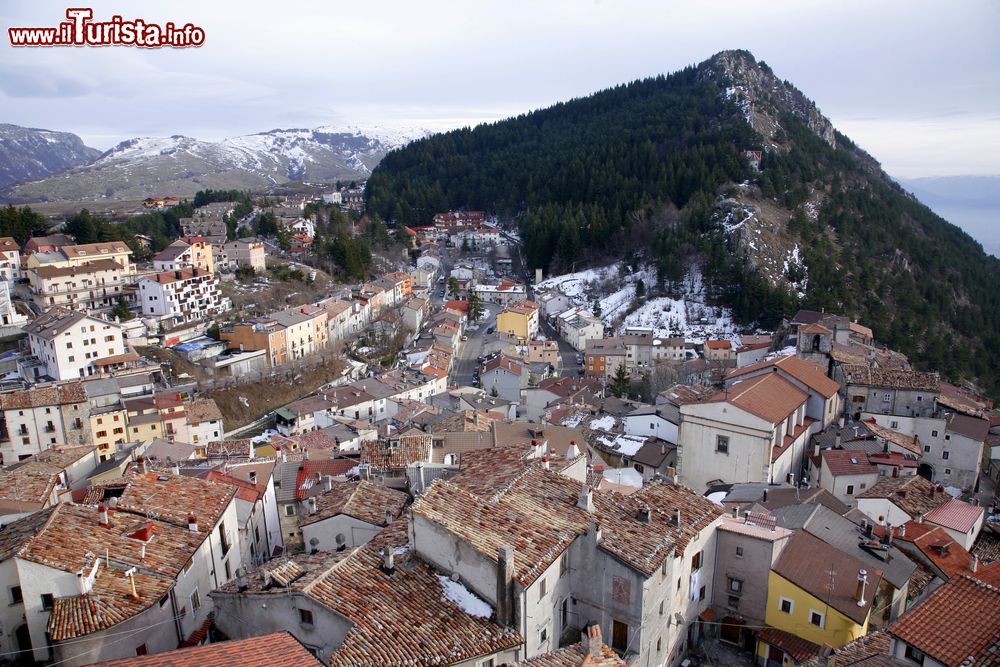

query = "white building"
678;372;819;492
25;308;127;381
0;237;21;292
0;288;27;330
185;398;225;445
138;267;231;327
6;470;240;664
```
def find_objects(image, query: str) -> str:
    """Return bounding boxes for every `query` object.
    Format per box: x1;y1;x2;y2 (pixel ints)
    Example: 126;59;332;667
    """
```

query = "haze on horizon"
1;0;997;181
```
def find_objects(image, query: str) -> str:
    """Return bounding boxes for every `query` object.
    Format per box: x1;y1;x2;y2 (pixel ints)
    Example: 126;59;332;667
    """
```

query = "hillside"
0;124;102;191
2;125;426;203
366;50;1000;394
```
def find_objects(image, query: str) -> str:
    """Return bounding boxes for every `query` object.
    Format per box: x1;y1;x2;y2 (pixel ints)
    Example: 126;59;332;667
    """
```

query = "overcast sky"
1;0;997;178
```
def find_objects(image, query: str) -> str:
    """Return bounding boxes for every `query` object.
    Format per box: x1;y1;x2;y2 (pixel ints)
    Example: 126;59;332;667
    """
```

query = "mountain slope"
0;124;102;191
366;50;1000;394
897;175;1000;257
3;126;425;203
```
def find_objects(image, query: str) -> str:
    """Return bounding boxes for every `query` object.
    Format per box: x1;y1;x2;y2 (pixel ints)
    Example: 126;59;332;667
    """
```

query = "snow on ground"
603;467;644;488
437;575;493;618
588;415;616;431
618;271;737;343
536;265;616;299
250;429;279;444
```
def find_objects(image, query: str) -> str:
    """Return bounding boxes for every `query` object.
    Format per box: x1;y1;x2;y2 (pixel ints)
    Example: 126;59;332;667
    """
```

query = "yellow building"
90;406;128;461
496;300;540;343
758;532;879;665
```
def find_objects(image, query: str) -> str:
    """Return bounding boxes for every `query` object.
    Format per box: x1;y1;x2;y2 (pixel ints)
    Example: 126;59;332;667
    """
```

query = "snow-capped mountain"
0;124;102;192
2;126;428;203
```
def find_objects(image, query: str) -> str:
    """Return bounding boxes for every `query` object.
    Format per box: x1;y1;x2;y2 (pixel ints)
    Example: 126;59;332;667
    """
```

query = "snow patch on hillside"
619;272;736;343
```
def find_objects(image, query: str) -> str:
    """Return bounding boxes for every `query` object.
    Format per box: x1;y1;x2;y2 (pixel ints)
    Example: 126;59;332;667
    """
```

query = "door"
612;620;628;653
767;644;785;667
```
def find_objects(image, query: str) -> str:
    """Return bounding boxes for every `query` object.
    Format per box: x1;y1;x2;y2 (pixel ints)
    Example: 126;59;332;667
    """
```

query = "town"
0;189;993;667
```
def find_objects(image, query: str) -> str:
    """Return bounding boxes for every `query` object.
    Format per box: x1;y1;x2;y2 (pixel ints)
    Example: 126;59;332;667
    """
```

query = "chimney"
838;415;845;429
835;431;842;448
885;522;893;548
248;471;257;484
381;545;395;574
385;509;394;526
496;545;515;627
98;503;109;528
972;556;979;573
898;523;905;538
672;509;682;526
762;488;768;503
542;456;550;470
324;475;333;492
567;440;581;459
77;572;91;596
916;513;923;524
814;443;820;458
864;520;873;538
577;481;594;513
308;497;318;515
855;569;868;606
581;624;603;658
187;513;198;532
139;457;148;475
636;503;651;523
731;506;739;519
892;466;899;478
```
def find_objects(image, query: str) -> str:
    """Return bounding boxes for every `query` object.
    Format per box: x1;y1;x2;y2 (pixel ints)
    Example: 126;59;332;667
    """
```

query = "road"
452;302;501;387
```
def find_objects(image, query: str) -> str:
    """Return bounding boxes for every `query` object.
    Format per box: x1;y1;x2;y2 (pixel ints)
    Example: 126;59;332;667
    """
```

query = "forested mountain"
366;50;1000;394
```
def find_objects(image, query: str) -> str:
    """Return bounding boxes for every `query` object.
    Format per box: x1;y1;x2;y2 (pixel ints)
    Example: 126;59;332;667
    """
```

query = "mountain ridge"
1;124;428;203
0;124;102;192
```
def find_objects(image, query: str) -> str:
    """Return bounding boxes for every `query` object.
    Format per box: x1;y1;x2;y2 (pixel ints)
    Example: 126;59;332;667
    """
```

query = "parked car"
486;326;495;334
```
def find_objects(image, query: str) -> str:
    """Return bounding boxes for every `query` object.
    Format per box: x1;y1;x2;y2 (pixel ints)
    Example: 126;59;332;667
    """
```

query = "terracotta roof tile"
857;475;951;517
116;471;235;532
48;565;173;640
888;574;1000;666
773;532;882;624
727;355;841;398
821;449;878;476
88;632;323;666
799;630;892;667
185;398;223;423
758;627;824;662
0;380;87;409
710;372;807;424
361;434;432;470
300;481;408;527
925;498;985;534
842;365;940;392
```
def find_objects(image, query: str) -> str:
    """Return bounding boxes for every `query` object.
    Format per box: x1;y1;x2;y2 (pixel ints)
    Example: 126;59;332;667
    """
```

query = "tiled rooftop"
821;448;878;476
360;434;431;470
757;627;823;662
773;531;882;625
89;632;323;666
857;475;951;518
925;498;985;533
116;471;235;533
727;355;840;398
888;574;1000;666
185;398;224;423
0;380;87;409
300;480;408;528
48;565;173;640
842;365;940;392
799;630;892;667
709;372;807;424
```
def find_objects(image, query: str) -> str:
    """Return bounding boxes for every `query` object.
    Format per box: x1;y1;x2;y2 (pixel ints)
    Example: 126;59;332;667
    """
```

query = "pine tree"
609;363;630;398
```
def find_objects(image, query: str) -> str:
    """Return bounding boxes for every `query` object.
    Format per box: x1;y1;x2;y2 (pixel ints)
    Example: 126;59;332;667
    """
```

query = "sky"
1;0;998;179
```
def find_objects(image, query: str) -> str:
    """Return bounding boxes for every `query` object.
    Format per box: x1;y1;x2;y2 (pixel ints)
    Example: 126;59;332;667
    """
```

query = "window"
890;420;899;429
779;597;793;614
9;586;22;604
905;645;926;665
728;577;743;593
735;546;744;558
945;468;952;475
728;595;740;609
716;435;729;454
285;505;296;516
846;484;855;495
883;393;891;402
539;578;547;598
224;560;232;581
692;551;703;570
135;644;148;656
931;430;938;437
659;600;664;615
657;638;662;652
560;552;568;577
924;445;931;453
299;608;314;625
945;434;951;441
809;610;825;628
699;585;706;601
480;660;495;667
190;589;201;611
41;593;54;611
539;628;547;644
677;578;682;591
942;451;950;460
